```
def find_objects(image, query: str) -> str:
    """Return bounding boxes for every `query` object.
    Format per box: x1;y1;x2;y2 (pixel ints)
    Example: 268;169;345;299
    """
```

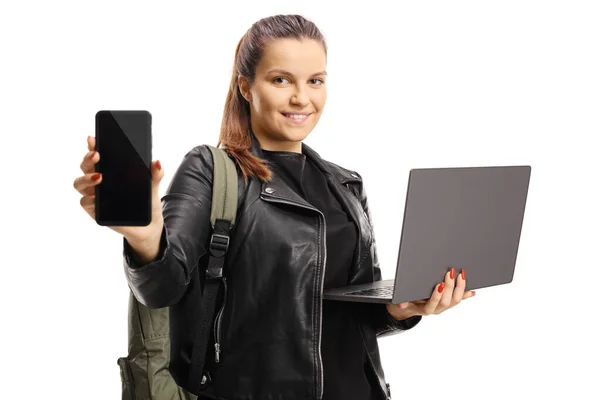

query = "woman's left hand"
386;268;476;321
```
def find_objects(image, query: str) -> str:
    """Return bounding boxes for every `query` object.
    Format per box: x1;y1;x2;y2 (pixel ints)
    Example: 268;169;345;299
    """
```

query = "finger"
423;282;444;315
453;269;467;304
80;149;100;174
73;172;102;195
438;268;456;310
78;184;96;197
80;195;95;212
151;160;164;185
150;160;164;205
462;290;476;300
87;135;95;152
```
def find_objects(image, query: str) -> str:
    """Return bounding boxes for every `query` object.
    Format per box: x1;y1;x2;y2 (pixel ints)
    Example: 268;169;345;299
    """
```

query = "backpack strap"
187;145;238;395
206;145;238;281
208;145;238;230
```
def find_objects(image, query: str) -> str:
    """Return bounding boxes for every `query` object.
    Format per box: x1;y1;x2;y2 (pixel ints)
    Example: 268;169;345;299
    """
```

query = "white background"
1;0;598;399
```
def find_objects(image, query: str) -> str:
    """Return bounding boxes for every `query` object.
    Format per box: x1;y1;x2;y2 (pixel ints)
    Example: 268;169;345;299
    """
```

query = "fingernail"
397;303;403;308
461;270;466;280
92;173;101;180
437;282;445;293
450;268;455;280
156;160;162;170
89;151;96;159
471;291;476;296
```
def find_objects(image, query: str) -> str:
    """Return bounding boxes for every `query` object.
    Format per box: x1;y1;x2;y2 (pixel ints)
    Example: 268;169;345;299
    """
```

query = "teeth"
285;114;308;120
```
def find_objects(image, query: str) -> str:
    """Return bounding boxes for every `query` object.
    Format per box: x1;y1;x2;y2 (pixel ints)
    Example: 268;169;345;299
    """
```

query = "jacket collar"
248;128;310;207
248;128;371;280
247;128;362;187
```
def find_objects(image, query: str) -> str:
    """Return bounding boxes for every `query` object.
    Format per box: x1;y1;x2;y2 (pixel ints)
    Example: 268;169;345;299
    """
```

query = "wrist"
386;304;420;321
125;222;163;246
389;312;417;322
388;312;423;330
125;226;164;265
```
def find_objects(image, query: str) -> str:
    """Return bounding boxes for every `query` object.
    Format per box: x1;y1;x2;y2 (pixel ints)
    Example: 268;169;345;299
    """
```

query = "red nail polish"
461;270;466;280
437;283;445;293
92;173;101;180
156;160;162;170
450;268;455;279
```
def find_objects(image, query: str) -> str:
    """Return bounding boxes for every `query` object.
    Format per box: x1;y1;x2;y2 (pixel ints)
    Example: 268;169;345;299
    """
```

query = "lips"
281;112;311;124
281;112;311;117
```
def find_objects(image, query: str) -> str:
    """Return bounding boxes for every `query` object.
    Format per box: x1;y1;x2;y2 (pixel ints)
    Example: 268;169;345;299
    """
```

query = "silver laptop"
323;165;531;304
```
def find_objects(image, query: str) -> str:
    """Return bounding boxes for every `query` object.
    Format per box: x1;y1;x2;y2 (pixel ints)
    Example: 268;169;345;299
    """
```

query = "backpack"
117;145;239;399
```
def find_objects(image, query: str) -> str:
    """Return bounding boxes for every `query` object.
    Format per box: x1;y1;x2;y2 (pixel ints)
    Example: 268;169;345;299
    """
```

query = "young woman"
74;14;474;400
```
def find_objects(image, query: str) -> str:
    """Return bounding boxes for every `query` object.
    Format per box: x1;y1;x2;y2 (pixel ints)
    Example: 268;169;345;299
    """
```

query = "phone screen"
95;110;152;226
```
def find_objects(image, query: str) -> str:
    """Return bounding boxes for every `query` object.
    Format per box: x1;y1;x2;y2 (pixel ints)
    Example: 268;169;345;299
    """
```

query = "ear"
237;75;251;102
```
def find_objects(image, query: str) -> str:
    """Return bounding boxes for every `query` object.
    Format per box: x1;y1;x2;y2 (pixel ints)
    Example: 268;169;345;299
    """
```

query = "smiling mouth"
281;112;312;122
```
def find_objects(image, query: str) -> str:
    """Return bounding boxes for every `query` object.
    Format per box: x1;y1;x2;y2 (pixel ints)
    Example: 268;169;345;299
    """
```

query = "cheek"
251;86;271;113
314;91;327;110
259;91;285;115
250;96;261;113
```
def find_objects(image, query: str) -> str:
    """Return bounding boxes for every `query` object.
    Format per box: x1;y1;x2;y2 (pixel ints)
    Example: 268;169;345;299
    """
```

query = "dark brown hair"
216;14;328;183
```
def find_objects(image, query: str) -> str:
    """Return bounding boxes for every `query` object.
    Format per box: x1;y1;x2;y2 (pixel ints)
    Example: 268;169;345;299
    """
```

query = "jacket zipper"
345;183;389;399
260;193;327;399
213;276;228;363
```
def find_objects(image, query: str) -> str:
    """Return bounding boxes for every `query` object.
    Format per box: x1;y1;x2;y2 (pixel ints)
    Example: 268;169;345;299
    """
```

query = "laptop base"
323;279;395;304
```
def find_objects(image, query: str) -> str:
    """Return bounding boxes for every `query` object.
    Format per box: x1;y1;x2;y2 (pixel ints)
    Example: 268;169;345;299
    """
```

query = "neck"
251;127;302;154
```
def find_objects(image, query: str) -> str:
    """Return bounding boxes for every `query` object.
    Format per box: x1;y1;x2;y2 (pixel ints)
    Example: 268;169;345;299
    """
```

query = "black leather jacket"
123;131;422;400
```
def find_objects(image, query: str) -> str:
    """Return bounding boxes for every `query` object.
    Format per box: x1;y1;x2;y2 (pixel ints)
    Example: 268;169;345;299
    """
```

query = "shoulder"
184;144;214;161
182;144;248;207
320;158;368;204
180;144;218;169
178;144;243;184
322;159;363;185
168;145;216;189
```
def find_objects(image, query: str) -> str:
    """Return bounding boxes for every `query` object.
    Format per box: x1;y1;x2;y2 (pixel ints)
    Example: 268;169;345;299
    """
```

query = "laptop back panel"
391;166;531;304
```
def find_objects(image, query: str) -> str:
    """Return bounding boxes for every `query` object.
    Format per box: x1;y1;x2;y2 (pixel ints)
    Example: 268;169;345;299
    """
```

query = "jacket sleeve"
122;145;214;309
353;172;422;338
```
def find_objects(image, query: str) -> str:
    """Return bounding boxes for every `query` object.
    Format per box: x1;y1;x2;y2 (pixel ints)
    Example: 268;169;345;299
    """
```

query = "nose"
290;86;310;107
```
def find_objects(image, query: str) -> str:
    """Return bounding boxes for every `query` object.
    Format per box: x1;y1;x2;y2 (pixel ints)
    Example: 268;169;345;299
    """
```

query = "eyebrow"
266;68;327;77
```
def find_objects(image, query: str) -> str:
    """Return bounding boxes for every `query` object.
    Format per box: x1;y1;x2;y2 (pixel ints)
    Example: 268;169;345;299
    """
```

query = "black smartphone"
95;110;152;226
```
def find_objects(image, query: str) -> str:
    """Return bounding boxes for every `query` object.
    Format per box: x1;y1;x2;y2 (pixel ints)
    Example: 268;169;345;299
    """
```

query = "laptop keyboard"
345;286;394;297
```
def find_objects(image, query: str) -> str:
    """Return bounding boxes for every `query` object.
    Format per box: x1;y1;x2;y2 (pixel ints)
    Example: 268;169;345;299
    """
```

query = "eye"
272;77;325;85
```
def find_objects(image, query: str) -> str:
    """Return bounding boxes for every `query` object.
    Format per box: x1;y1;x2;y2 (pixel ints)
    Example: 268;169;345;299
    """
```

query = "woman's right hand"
73;135;165;244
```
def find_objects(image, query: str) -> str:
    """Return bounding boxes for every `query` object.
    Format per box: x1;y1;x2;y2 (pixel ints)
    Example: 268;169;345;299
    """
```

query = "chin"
284;129;311;142
271;123;309;139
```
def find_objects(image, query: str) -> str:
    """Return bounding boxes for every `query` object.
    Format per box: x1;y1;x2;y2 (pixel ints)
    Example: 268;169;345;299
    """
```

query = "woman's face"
238;38;327;153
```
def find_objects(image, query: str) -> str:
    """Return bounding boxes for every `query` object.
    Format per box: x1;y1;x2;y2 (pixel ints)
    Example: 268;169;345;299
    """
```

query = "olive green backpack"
117;145;238;399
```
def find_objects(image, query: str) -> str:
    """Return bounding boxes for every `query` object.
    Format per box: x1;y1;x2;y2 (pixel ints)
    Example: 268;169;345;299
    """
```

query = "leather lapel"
302;142;374;282
248;129;373;282
246;129;312;208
